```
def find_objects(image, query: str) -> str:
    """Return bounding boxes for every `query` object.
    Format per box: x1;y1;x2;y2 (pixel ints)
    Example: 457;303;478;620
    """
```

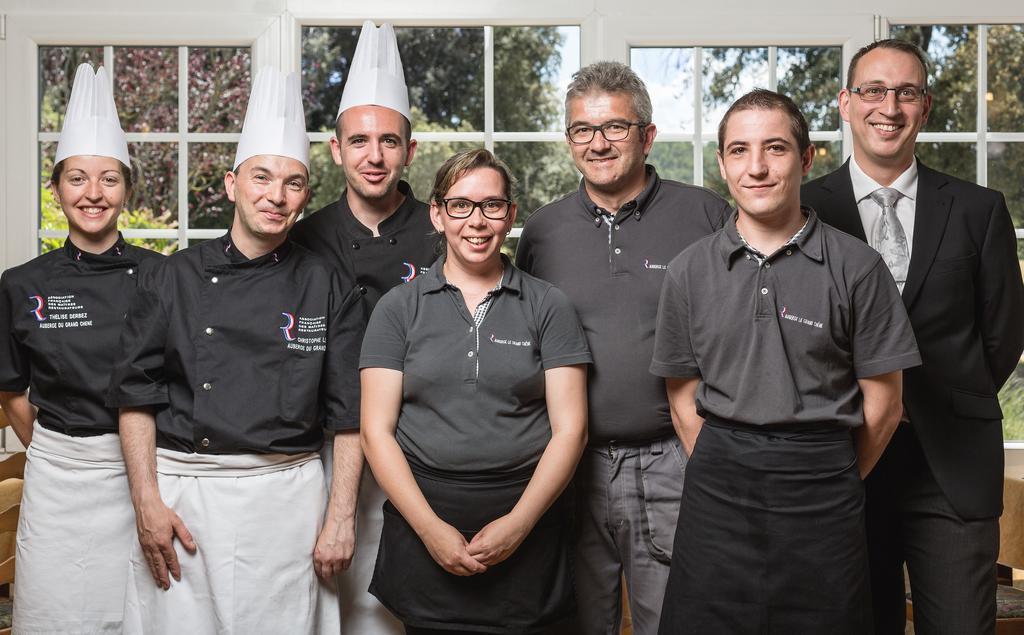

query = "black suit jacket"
802;160;1024;520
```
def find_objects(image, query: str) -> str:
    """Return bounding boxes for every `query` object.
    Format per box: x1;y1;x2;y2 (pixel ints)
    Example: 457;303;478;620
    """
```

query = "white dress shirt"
850;154;919;257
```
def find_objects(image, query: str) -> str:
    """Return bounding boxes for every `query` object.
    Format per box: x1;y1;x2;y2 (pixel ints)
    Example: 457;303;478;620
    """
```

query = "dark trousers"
866;424;998;635
658;417;872;635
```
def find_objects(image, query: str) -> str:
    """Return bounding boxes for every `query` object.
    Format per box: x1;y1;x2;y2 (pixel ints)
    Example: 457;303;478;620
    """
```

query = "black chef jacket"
290;180;441;308
106;233;366;455
0;235;163;436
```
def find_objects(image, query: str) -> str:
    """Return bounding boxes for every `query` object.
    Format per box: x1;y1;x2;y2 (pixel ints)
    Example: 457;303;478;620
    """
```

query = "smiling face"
52;155;128;251
840;47;931;177
430;167;516;275
225;155;310;248
718;107;813;224
333;105;416;208
566;91;655;201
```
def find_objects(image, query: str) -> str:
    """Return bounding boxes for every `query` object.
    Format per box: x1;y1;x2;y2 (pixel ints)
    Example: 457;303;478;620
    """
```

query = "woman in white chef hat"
0;63;163;633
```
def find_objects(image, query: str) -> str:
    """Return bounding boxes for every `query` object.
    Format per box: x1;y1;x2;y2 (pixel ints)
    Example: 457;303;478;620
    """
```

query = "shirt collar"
63;233;129;263
338;180;420;237
849;154;919;204
576;164;661;223
211;230;293;268
719;207;824;269
420;254;522;296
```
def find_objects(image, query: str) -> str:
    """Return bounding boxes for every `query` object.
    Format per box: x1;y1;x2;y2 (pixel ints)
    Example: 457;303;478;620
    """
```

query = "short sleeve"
106;265;171;407
649;262;700;378
322;272;368;431
0;271;30;391
359;287;411;371
536;286;592;369
851;259;922;378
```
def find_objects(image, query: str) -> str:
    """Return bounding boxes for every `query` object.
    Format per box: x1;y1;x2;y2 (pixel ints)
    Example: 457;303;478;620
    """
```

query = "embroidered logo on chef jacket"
283;313;328;352
29;295;47;321
779;306;823;329
489;333;532;347
643;259;668;270
280;312;297;341
32;293;93;330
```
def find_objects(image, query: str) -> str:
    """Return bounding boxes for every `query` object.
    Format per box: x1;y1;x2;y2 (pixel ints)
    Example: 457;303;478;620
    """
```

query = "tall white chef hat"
233;67;310;171
337;21;411;122
54;63;131;168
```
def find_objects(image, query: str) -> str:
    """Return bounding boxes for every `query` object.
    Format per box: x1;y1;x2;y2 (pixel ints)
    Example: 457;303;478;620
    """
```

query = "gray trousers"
572;435;686;635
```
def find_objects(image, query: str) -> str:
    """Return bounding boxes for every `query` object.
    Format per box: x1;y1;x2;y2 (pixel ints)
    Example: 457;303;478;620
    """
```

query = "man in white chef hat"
290;21;439;635
111;66;366;634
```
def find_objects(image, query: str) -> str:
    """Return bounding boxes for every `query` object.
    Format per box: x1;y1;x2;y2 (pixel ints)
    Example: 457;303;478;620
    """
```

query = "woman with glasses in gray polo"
360;148;591;634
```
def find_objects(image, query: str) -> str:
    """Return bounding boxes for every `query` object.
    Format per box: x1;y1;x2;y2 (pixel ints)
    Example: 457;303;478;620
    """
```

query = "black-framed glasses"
850;83;928;103
566;121;645;145
442;197;513;220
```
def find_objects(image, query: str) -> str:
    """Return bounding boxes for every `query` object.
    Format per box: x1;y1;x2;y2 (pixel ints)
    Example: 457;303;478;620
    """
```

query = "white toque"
337;21;412;122
233;67;310;171
54;63;131;168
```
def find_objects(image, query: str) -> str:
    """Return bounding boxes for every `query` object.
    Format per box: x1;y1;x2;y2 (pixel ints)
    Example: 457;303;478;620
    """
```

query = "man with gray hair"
516;61;731;634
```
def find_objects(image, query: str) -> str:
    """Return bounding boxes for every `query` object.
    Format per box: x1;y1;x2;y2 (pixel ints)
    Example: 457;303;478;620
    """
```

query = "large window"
887;24;1024;442
38;45;251;254
300;24;581;248
630;45;844;202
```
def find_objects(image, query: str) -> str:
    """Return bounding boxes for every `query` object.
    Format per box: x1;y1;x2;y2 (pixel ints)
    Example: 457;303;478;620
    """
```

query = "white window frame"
1;12;284;270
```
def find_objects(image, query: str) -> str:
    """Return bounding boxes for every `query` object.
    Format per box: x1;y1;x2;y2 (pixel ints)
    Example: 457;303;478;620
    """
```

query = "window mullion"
976;25;988;188
484;26;495;153
178;45;189;249
693;46;703;187
768;46;777;91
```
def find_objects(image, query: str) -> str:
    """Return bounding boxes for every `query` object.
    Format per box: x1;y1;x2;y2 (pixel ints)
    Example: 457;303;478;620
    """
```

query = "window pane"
301;26;485;133
128;142;178;228
702;142;731;202
39;142;65;239
630;47;695;133
777;47;842;131
989;142;1024;229
495;26;579;132
890;25;977;133
649;142;695;184
495;142;579;223
808;141;843;181
39;46;104;133
703;47;769;130
1002;356;1024;441
189;47;251;133
125;238;178;255
915;142;976;182
405;141;482;206
188;143;235;229
987;25;1024;132
307;142;344;214
114;47;178;133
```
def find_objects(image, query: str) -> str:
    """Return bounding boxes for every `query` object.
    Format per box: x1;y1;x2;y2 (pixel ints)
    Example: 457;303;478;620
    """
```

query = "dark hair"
430;148;516;206
846;39;930;89
50;157;135;203
565;61;653;128
717;89;811;155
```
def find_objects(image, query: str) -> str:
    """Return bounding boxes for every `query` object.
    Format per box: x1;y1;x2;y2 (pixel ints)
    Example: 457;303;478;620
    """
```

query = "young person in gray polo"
516;61;730;634
651;89;921;634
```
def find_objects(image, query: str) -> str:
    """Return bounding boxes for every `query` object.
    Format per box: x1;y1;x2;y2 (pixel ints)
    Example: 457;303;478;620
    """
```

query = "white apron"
324;448;401;635
14;421;135;634
122;449;341;635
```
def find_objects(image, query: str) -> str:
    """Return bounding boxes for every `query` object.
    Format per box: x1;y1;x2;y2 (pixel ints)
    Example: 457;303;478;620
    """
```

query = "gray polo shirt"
650;208;921;427
359;257;592;474
516;166;730;444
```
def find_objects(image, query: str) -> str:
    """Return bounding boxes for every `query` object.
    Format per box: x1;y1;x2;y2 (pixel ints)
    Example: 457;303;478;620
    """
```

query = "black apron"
370;462;575;634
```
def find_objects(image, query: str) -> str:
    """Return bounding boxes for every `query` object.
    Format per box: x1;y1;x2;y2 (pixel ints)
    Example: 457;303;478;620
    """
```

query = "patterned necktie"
869;187;909;293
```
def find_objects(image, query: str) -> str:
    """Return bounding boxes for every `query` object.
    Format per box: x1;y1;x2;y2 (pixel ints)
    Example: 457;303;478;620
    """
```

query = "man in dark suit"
803;38;1024;634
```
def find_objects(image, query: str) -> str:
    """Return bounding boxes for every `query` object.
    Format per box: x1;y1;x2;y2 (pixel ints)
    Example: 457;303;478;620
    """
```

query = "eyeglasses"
850;84;928;103
566;121;645;145
442;197;513;220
